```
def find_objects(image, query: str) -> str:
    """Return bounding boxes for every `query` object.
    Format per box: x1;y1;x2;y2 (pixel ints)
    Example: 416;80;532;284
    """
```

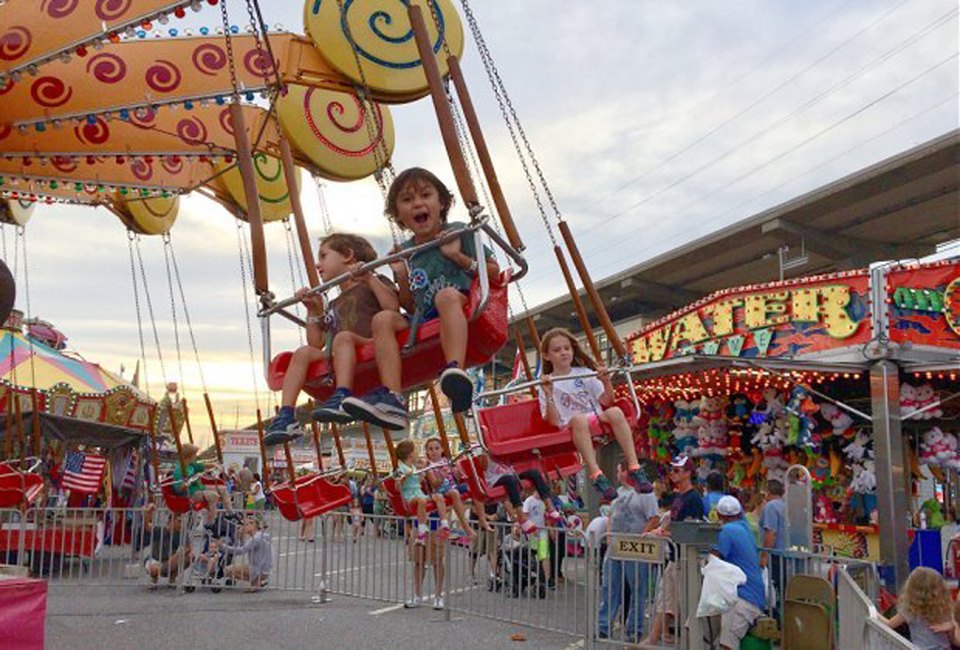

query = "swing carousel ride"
0;0;640;521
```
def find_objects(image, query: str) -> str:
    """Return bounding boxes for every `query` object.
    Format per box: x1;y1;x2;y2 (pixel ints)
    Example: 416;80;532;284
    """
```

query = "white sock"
418;524;428;534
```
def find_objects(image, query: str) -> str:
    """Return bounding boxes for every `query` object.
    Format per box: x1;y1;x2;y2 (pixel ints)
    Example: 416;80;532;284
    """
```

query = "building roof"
514;130;960;337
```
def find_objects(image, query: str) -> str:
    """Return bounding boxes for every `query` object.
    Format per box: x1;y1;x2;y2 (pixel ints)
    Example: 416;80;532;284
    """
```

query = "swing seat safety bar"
257;216;527;373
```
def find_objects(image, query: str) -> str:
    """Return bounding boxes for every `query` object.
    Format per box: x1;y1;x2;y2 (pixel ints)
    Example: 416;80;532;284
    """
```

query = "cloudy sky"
2;0;957;446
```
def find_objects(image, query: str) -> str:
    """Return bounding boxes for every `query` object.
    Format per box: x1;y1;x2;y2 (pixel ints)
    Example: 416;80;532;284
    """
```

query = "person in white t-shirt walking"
523;488;552;586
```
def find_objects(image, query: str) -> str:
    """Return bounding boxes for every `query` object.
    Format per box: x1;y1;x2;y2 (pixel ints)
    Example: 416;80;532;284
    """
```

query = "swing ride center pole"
203;393;224;466
554;245;603;361
362;423;378;478
407;5;479;208
279;136;321;288
557;220;627;359
229;101;270;296
447;56;524;251
255;410;271;490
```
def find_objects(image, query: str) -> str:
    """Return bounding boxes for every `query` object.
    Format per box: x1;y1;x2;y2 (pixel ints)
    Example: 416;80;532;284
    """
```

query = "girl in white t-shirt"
539;328;651;503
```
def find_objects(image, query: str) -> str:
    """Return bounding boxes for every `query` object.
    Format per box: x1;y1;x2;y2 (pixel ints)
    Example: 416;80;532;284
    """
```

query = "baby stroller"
182;512;243;593
502;543;546;599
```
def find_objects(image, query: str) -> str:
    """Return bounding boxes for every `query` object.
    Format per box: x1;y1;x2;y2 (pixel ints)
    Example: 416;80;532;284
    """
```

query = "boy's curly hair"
898;566;952;624
320;233;377;263
384;167;455;227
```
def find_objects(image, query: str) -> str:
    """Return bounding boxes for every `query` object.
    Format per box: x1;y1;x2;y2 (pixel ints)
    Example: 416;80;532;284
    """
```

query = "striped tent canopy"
0;323;171;434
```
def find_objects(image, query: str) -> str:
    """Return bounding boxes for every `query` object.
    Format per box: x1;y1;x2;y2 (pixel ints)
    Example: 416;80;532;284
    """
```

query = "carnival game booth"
624;258;959;590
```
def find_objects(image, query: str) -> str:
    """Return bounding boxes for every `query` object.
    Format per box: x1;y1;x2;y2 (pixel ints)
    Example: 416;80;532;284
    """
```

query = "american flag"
62;451;107;494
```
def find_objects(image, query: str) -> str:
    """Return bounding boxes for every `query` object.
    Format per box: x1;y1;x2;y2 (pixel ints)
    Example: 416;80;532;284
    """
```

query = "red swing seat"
270;474;353;522
382;475;459;518
477;397;638;460
160;481;205;514
455;452;582;504
267;273;510;402
0;462;43;508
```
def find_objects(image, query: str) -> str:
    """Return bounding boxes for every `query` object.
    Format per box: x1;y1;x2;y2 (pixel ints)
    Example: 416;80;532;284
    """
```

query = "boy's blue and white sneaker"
439;364;473;413
311;387;354;424
341;387;408;431
263;406;303;446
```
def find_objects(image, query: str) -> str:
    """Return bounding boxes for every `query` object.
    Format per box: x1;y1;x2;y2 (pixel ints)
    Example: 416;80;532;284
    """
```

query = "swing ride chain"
245;0;282;91
311;173;334;234
458;0;558;246
162;233;187;396
166;236;208;394
236;222;262;408
127;231;150;393
282;219;306;346
220;0;241;102
134;233;169;385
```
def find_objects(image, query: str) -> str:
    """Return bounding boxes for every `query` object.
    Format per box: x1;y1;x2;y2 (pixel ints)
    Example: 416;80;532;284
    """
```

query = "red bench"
267;275;509;402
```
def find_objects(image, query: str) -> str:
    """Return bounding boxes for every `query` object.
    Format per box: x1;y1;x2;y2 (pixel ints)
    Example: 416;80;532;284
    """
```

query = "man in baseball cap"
711;495;765;649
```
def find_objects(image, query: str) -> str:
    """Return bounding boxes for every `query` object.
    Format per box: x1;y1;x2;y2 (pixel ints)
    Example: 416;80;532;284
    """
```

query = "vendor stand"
624;258;959;591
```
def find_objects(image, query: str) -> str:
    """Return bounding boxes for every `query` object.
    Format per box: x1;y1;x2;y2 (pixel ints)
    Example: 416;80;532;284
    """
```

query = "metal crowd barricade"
838;565;917;649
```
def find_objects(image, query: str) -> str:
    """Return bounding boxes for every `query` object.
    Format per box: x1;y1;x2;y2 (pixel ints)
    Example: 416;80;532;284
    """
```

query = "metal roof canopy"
518;130;960;333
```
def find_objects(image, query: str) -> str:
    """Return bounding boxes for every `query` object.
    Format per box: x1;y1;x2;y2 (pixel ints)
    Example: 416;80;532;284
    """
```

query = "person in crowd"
142;503;188;588
469;502;502;589
598;460;660;643
741;489;764;544
585;505;612;554
265;233;399;445
406;509;449;610
522;483;552;588
880;566;960;649
247;473;266;510
361;479;376;535
484;456;563;536
171;444;232;525
711;495;765;650
703;470;726;521
223;515;273;592
237;467;253;508
341;167;498;429
538;327;652;502
758;479;787;606
644;455;705;646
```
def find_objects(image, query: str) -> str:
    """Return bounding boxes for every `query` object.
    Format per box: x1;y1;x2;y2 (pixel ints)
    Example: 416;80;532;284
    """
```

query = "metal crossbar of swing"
256;218;528;373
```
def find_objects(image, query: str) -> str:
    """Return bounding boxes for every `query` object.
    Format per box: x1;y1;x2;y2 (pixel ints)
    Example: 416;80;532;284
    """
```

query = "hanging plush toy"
814;494;838;524
849;458;877;494
695;395;729;457
672;399;700;457
785;385;818;448
921;427;953;466
647;400;675;463
819;403;856;440
913;384;943;420
900;383;919;417
844;429;872;462
921;498;946;529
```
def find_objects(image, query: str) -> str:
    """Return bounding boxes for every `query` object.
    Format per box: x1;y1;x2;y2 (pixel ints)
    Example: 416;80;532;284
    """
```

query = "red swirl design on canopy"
131;158;153;181
0;26;31;62
86;53;126;84
244;49;275;79
95;0;132;21
161;157;183;175
145;60;182;93
129;107;158;130
218;107;235;136
0;77;14;96
51;156;77;173
74;118;110;145
305;89;384;157
192;44;227;76
31;76;73;108
0;125;11;142
42;0;79;19
176;117;208;145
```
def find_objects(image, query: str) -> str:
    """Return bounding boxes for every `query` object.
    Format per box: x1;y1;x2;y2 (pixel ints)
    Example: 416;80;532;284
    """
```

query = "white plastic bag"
761;566;777;611
697;554;746;618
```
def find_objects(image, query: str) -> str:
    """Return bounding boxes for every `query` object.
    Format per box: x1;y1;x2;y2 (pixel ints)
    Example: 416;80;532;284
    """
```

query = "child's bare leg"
473;501;493;531
600;407;639;467
370;311;408;393
331;331;367;390
570;415;601;477
414;498;427;527
448;491;474;536
435;288;468;366
281;345;327;406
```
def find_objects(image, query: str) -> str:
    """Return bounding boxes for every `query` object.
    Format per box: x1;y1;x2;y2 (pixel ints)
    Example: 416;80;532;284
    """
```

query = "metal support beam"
761;217;933;265
619;277;702;306
870;359;911;592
